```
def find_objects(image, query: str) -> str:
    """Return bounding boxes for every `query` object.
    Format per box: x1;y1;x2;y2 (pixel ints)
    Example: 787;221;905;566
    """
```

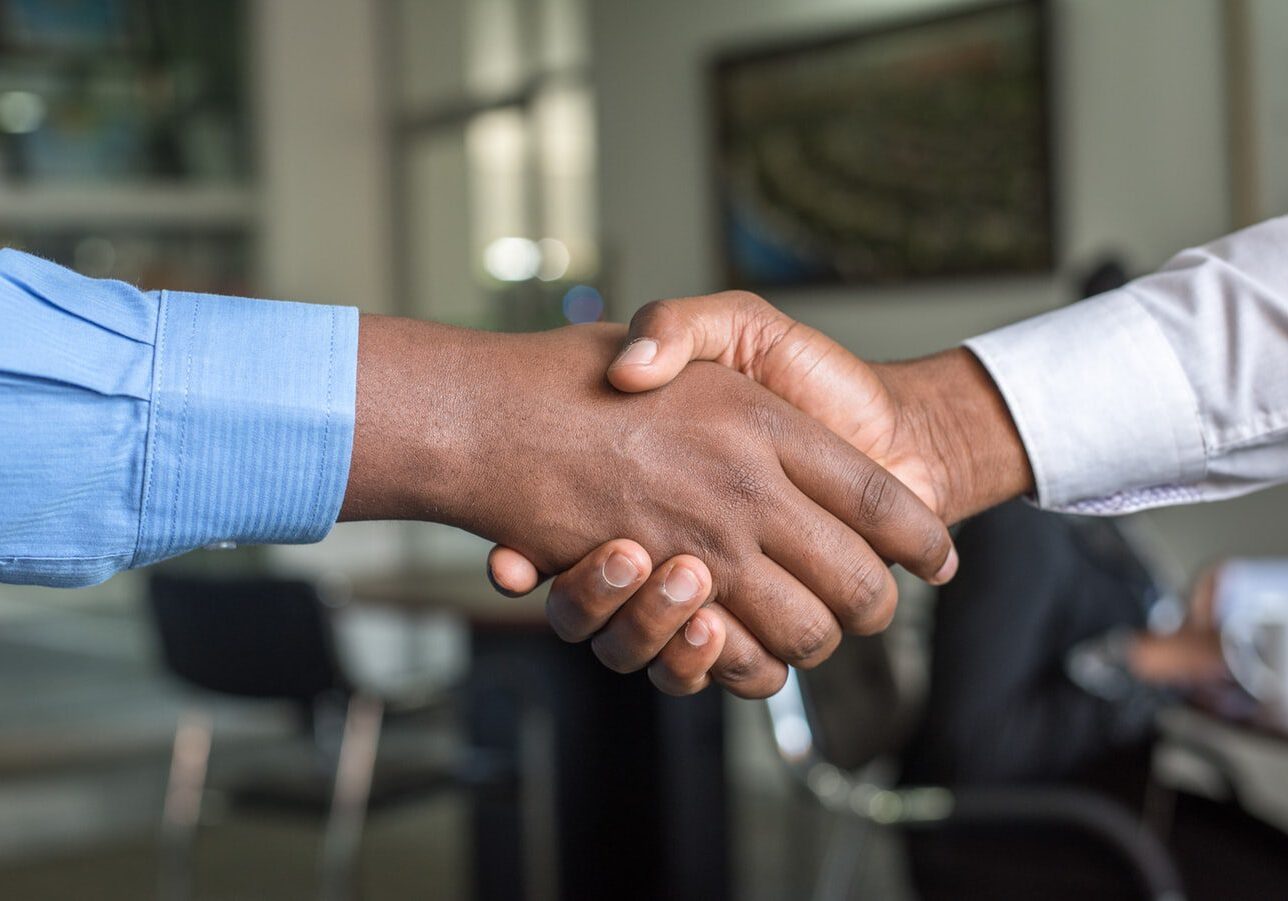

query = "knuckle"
688;525;731;568
763;667;789;696
721;461;774;508
725;666;788;700
854;465;898;524
719;289;771;314
590;634;644;674
633;298;679;332
782;612;841;668
834;559;891;633
848;572;897;636
854;590;898;635
648;663;702;697
545;596;586;643
742;395;786;443
916;523;950;572
717;641;766;687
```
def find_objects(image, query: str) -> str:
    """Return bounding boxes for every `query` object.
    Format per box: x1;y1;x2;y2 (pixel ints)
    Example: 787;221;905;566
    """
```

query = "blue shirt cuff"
132;290;359;567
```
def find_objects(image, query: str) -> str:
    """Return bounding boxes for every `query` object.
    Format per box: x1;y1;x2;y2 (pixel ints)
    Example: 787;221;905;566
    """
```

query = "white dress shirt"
965;216;1288;515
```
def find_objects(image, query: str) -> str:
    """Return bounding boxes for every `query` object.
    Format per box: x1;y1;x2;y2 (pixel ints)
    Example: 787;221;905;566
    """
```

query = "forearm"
875;348;1034;525
0;248;358;587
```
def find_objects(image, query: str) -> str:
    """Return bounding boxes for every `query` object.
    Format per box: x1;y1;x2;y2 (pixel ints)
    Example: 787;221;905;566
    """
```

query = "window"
386;0;600;330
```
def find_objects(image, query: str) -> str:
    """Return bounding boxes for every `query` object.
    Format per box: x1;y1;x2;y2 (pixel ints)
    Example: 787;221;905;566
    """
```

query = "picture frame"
710;0;1056;289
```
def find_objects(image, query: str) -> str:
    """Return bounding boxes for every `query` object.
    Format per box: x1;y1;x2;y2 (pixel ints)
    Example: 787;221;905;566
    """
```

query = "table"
1155;691;1288;833
352;570;730;901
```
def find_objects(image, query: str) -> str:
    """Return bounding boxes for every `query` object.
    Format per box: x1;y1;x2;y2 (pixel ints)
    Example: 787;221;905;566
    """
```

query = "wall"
255;0;497;576
590;0;1288;582
1251;0;1288;219
254;0;413;576
254;0;392;312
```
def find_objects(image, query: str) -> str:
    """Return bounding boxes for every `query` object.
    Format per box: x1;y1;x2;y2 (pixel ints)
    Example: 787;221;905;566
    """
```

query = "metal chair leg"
320;694;384;901
159;709;214;901
813;811;868;901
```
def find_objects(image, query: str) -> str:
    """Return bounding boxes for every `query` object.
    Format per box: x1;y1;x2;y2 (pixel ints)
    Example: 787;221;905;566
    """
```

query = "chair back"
148;573;348;702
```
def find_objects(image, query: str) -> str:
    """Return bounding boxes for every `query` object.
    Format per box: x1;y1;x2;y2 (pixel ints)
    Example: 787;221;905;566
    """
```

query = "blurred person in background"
901;548;1288;901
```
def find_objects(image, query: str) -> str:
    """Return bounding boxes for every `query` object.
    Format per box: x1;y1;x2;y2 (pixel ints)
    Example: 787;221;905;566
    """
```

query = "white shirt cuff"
963;292;1207;513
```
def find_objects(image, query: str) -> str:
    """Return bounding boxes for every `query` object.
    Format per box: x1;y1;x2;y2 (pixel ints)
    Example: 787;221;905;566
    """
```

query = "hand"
1127;566;1227;687
493;537;728;696
487;292;1032;694
340;315;956;697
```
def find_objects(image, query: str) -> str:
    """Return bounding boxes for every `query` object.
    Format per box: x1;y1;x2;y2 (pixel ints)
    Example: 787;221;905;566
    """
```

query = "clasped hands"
479;292;1032;698
343;293;1030;699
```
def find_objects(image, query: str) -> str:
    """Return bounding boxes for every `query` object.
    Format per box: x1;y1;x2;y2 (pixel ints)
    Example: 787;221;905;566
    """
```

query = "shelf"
0;183;257;231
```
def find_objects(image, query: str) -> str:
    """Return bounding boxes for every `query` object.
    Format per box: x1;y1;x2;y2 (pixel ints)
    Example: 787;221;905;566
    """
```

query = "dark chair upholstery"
149;573;348;703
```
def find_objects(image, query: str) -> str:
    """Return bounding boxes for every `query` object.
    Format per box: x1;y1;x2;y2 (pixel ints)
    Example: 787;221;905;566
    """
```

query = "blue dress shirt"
0;249;359;588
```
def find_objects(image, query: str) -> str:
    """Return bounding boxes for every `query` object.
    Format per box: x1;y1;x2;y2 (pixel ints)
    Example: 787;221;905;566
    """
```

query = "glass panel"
536;0;588;73
533;82;596;278
407;129;489;326
394;0;469;112
394;0;590;111
467;107;532;252
465;0;528;98
394;0;602;331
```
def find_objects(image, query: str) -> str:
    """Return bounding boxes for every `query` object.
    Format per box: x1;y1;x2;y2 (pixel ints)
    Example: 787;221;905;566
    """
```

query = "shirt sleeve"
0;249;359;587
964;215;1288;515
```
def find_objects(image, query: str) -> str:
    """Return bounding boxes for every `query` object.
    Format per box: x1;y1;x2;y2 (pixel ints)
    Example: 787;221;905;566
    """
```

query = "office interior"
1;0;1287;898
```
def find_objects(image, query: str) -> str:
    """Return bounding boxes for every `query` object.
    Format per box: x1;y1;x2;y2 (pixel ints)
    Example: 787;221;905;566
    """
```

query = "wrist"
876;348;1033;524
340;314;493;525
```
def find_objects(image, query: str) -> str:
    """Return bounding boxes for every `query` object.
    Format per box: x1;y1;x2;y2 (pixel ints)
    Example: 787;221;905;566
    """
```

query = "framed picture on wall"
711;0;1055;289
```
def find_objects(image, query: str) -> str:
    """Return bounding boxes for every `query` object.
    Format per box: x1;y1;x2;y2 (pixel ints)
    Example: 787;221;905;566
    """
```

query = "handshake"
342;291;1033;698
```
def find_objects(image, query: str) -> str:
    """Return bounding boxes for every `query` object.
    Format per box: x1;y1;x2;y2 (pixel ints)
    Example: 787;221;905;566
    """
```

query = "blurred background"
1;0;1287;899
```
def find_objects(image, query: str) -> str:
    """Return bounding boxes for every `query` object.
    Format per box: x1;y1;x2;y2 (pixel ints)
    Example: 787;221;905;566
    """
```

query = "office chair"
768;641;1185;901
148;573;471;901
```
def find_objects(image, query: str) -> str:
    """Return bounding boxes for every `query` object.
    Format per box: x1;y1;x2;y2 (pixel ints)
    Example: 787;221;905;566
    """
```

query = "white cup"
1216;560;1288;706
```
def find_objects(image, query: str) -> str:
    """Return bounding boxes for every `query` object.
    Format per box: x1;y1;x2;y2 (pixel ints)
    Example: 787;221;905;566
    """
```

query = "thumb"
487;545;543;597
606;291;781;393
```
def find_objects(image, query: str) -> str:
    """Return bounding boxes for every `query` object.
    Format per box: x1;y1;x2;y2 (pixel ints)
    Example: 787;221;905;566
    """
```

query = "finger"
606;292;781;393
761;496;900;636
591;556;713;673
648;609;726;696
544;540;653;643
487;545;544;597
706;604;789;699
720;558;842;671
776;417;957;585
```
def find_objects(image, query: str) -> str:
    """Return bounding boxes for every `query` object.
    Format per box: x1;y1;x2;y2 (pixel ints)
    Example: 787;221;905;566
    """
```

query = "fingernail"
602;553;639;588
685;618;711;647
933;547;959;585
612;338;658;367
663;566;701;603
